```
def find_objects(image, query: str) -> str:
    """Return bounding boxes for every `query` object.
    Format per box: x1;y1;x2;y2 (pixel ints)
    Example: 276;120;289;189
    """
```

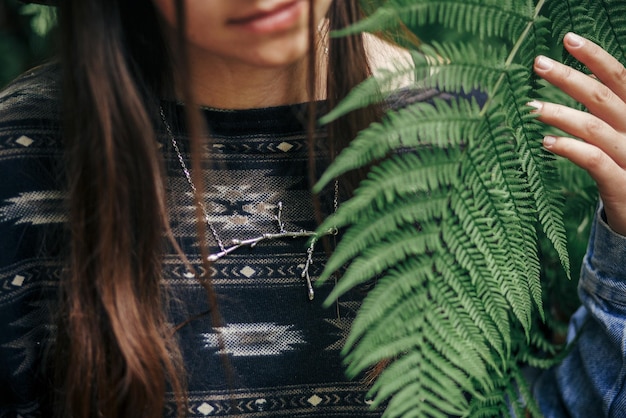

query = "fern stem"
479;0;547;117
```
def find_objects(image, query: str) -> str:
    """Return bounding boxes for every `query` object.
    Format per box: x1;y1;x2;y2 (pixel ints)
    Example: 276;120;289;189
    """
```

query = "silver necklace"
159;107;338;300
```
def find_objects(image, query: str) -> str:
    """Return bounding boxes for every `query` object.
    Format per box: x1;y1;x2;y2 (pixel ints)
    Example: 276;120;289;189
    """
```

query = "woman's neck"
188;58;306;109
182;43;327;110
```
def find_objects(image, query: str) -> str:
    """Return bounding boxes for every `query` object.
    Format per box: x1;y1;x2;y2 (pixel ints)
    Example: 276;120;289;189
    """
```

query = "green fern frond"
465;364;539;418
447;113;535;320
315;99;478;190
344;258;432;349
320;42;504;124
318;194;448;280
517;133;570;278
416;41;509;90
335;1;531;43
492;66;571;282
345;256;502;371
441;217;514;321
507;385;527;418
312;0;603;416
343;314;436;377
546;0;595;43
369;347;480;408
434;254;509;359
383;380;465;418
316;149;461;244
426;283;501;369
449;190;533;332
319;63;418;124
511;366;544;418
346;299;493;387
514;15;552;66
324;226;441;304
383;378;468;417
589;1;626;63
462;110;547;322
468;390;510;418
527;325;562;355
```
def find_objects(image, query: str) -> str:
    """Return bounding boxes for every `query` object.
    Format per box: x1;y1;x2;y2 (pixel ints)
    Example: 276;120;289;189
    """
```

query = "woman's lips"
228;1;305;34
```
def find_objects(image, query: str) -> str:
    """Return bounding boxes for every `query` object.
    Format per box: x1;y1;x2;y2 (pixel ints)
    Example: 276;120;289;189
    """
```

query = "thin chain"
159;107;227;252
159;107;338;300
333;176;339;213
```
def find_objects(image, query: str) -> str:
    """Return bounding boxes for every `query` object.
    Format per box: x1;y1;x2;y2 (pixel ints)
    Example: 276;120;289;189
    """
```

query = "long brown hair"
53;1;379;417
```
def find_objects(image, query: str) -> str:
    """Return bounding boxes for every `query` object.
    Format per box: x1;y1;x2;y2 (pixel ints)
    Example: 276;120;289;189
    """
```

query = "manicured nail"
535;56;554;71
527;101;543;112
543;136;557;148
565;32;585;48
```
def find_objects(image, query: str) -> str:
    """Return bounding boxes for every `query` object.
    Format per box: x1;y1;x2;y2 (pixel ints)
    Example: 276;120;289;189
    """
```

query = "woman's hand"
531;32;626;236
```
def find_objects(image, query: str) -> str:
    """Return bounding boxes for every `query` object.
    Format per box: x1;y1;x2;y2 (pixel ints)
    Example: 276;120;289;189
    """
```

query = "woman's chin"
221;34;311;69
245;48;308;69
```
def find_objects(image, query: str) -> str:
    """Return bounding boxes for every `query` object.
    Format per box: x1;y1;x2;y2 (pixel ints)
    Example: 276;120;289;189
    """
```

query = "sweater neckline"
161;100;327;138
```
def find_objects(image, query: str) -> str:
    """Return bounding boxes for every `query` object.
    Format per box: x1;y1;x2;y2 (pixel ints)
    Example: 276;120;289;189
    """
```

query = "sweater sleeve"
535;204;626;418
0;64;64;417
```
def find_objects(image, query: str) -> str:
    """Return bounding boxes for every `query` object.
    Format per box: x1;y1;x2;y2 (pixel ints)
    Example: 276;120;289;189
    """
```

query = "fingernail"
535;56;554;71
527;100;543;112
543;136;557;148
565;32;585;48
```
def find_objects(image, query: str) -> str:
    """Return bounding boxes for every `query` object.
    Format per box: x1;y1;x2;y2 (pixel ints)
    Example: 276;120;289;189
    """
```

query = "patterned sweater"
0;65;440;417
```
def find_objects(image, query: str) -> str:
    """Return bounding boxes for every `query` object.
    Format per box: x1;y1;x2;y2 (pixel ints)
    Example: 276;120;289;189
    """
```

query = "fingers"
528;100;626;167
533;34;626;132
542;135;626;236
532;33;626;236
562;33;626;102
542;135;620;190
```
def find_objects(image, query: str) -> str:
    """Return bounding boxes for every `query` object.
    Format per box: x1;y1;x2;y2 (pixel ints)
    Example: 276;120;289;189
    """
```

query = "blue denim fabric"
535;205;626;417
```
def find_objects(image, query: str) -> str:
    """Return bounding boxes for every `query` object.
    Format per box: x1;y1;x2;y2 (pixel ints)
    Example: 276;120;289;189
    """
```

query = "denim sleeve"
535;205;626;418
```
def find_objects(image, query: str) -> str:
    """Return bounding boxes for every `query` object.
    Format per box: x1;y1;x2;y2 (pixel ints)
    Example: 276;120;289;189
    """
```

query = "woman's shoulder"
363;33;415;88
363;34;460;109
363;34;488;110
0;62;61;126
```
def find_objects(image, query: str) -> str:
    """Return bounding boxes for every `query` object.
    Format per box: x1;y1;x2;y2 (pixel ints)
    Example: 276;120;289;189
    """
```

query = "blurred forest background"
0;0;56;88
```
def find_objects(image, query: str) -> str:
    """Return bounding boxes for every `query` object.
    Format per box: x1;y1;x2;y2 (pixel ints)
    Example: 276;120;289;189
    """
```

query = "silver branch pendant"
160;107;337;301
207;202;336;301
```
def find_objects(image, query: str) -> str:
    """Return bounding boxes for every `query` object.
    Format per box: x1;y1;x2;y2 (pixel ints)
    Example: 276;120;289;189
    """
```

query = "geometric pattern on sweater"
0;65;442;417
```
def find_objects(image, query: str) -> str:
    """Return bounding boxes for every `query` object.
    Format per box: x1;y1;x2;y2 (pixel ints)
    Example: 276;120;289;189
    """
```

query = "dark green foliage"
314;0;618;416
0;1;57;88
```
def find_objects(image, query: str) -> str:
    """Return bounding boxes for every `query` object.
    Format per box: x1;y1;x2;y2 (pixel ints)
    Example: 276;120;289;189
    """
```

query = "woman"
1;2;625;418
0;0;423;417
